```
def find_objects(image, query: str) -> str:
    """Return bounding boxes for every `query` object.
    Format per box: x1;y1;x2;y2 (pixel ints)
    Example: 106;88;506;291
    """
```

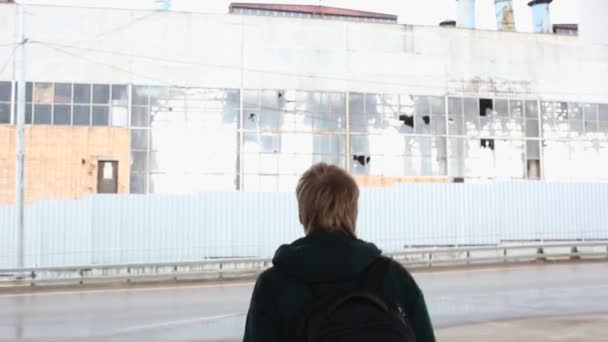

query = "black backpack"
296;256;418;342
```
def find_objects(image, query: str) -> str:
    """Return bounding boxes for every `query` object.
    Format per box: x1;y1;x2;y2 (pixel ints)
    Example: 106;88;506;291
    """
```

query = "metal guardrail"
0;241;607;286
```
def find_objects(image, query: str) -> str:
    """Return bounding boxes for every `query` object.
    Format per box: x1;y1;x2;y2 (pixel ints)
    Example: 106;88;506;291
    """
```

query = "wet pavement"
0;262;607;341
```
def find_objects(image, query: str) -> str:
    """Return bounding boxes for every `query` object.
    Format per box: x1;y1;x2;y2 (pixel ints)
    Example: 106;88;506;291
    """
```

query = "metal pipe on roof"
528;0;553;33
495;0;516;31
456;0;476;29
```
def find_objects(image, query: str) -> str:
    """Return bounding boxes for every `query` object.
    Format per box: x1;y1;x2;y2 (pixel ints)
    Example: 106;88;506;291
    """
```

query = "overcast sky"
25;0;580;32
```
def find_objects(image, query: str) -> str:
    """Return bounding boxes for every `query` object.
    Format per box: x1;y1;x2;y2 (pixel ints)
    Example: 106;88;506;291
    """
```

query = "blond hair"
296;163;359;237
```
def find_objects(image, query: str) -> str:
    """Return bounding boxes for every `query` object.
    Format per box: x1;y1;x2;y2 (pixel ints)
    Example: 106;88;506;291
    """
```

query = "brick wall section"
0;125;130;204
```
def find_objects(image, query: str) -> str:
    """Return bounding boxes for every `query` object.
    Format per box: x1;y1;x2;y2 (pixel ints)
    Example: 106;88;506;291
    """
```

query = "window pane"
463;98;478;117
34;83;53;103
0;103;10;123
33;104;52;124
73;105;91;126
111;106;128;127
599;104;608;119
131;129;149;150
510;100;523;118
92;106;109;126
130;173;146;194
74;84;91;104
54;83;72;104
92;84;110;104
526;119;539;137
429;96;445;115
111;85;128;105
349;93;364;114
0;81;11;102
131;106;150;127
14;82;33;102
131;152;148;172
132;86;149;106
53;105;71;125
415;96;430;115
448;97;462;115
494;99;508;117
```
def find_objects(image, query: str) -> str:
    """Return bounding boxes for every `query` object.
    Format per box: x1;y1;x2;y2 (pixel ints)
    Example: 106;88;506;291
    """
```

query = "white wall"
0;4;607;102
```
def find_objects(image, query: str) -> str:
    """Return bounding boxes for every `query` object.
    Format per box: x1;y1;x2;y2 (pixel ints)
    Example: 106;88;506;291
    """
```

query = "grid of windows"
2;81;608;190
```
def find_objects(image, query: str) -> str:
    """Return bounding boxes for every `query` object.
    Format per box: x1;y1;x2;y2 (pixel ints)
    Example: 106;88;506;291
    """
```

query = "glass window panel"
315;92;331;112
349;93;364;114
569;120;584;136
365;94;381;114
132;86;149;106
111;106;128;127
131;129;149;150
131;151;148;172
350;135;369;154
330;93;345;113
448;97;462;116
449;115;465;135
0;103;10;124
313;154;345;168
92;106;109;126
14;82;33;103
415;96;430;115
510;100;523;118
494;99;509;117
569;103;582;119
525;119;539;137
24;104;32;124
73;105;91;126
73;84;91;104
34;83;53;104
53;83;72;104
313;134;344;155
129;173;146;194
0;81;11;102
599;104;608;120
526;140;540;159
599;121;608;133
111;85;128;105
429;96;445;115
131;106;150;127
259;109;280;129
92;85;110;105
463;98;478;117
432;116;446;134
525;101;538;119
349;113;366;132
555;102;568;121
261;90;281;110
53;105;71;125
244;110;259;130
33;104;52;124
583;103;597;121
416;113;432;134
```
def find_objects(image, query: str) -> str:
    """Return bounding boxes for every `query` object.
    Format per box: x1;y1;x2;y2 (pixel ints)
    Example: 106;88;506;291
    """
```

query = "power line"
30;40;443;91
0;45;18;76
65;11;160;45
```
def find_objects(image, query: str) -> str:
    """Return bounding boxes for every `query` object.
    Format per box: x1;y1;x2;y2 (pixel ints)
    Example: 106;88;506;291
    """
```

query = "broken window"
353;154;371;166
34;82;53;104
480;138;495;150
479;98;493;117
398;114;414;128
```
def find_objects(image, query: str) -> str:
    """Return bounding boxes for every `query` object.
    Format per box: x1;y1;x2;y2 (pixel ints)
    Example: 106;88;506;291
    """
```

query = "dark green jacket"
243;230;436;342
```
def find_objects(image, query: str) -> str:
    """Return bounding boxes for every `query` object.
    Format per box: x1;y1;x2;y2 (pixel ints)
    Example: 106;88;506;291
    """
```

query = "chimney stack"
528;0;553;33
495;0;516;31
456;0;476;29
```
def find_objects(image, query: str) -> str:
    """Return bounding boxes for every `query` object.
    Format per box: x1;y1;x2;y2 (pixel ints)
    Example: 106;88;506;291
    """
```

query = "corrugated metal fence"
1;182;607;268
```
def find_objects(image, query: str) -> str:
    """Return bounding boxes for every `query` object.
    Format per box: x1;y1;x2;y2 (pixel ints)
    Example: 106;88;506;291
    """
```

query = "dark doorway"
97;160;118;193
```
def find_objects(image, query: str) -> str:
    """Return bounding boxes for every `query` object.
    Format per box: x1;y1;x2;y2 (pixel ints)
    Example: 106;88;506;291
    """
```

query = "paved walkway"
436;315;608;341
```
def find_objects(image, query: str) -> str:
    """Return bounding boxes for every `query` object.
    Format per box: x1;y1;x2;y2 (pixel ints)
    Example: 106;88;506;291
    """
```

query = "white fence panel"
1;182;607;268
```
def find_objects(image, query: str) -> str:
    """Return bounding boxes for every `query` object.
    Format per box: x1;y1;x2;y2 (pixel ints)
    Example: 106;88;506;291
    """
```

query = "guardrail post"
466;250;470;265
570;246;580;260
428;253;433;268
536;247;546;262
503;248;507;263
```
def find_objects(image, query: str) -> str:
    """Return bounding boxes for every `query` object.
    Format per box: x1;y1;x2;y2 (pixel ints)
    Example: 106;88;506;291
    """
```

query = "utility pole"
15;0;26;269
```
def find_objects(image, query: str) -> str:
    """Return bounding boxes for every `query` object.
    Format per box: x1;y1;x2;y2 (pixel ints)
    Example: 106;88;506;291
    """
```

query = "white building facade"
0;3;607;193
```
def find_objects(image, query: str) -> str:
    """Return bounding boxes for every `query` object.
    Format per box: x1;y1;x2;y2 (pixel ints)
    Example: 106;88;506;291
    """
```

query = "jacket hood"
272;229;382;283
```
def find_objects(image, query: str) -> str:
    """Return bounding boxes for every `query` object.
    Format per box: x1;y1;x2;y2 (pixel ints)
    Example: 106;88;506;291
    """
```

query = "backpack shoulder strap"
361;256;392;293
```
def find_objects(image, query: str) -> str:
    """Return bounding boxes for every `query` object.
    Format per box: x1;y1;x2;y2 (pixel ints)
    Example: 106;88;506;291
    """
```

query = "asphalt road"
1;262;607;341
